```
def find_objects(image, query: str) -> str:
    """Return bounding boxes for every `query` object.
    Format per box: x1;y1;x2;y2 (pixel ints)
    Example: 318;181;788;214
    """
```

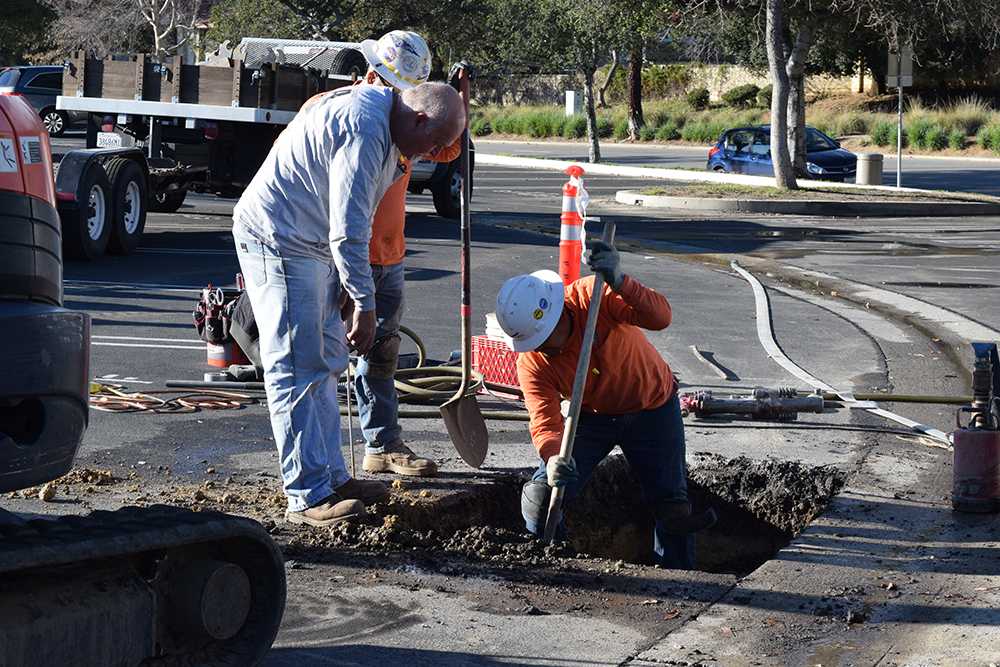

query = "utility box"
565;90;582;117
856;153;883;185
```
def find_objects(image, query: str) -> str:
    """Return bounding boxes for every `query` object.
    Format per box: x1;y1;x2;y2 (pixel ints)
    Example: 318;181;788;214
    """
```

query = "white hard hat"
496;270;565;353
359;30;432;90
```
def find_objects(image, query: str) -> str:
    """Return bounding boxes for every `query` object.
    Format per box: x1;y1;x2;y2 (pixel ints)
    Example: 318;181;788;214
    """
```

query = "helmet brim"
505;270;564;352
359;39;415;91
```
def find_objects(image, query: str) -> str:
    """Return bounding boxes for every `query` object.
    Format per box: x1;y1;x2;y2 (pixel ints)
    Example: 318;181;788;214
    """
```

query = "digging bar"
543;221;616;543
440;124;489;468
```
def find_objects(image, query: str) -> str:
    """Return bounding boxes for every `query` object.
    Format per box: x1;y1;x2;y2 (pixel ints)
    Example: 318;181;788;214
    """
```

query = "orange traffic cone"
558;165;588;284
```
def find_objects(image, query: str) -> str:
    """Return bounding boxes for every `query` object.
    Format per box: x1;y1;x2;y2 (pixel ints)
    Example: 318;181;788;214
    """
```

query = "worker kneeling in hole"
496;241;714;569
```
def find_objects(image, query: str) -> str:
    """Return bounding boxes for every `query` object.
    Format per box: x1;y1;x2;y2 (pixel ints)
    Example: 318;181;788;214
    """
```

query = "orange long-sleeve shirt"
516;275;677;461
294;86;462;266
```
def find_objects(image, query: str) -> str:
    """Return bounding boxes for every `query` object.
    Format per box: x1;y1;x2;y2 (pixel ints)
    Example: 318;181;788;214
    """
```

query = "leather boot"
285;493;365;527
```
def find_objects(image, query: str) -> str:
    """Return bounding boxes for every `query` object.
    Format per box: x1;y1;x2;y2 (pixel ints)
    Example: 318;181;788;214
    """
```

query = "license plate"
97;132;123;148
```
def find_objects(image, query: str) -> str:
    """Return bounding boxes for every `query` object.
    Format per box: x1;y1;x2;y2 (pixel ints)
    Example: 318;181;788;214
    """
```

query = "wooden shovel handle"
542;221;616;543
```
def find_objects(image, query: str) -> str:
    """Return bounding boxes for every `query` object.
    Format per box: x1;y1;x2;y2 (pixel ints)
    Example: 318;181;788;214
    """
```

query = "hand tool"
440;63;489;469
543;220;616;543
346;360;356;477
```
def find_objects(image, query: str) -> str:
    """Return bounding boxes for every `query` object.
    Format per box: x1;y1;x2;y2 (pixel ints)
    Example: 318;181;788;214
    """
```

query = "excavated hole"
299;454;843;575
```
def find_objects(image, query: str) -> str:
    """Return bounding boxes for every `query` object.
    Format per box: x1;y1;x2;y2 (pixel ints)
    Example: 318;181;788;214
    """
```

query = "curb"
614;190;1000;217
476;153;1000;204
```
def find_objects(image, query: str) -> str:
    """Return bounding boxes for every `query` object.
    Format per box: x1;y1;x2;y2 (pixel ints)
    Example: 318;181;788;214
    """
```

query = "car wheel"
432;154;474;220
105;158;147;255
149;188;187;213
62;161;112;260
41;109;67;137
713;166;727;173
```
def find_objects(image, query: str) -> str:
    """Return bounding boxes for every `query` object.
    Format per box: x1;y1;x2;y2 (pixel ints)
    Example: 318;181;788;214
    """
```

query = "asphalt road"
19;132;1000;664
476;138;1000;196
52;131;1000;195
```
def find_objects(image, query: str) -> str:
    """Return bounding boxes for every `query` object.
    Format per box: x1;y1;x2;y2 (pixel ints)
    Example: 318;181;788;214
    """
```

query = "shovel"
543;221;616;543
440;125;489;468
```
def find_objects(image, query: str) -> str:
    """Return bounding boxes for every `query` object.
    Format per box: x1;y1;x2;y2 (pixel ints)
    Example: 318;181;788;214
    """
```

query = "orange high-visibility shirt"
516;275;677;461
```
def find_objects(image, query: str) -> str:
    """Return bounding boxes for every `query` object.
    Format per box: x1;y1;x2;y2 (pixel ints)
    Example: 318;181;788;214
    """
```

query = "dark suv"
0;65;86;137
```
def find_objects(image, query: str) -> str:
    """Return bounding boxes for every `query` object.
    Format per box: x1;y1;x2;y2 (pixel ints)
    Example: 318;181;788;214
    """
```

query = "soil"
18;454;844;577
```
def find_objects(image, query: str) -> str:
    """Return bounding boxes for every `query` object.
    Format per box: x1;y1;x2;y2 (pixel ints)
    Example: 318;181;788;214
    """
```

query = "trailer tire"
62;161;112;260
105;158;147;255
150;188;187;213
331;48;368;78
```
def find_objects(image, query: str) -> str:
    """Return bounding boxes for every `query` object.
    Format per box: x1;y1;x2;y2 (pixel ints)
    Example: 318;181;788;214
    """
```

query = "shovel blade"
440;393;489;468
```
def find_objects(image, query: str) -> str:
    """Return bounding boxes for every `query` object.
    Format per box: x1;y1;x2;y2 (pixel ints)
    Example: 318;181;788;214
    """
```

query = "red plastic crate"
472;335;519;388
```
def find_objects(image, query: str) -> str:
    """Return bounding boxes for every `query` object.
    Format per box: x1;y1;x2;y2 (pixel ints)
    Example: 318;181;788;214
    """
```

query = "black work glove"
586;239;624;291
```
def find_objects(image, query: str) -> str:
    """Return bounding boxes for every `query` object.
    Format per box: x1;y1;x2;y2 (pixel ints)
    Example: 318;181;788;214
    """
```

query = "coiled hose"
168;325;529;421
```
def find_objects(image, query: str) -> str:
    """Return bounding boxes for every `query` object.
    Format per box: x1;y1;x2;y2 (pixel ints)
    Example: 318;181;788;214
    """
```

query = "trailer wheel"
150;188;187;213
331;48;368;78
105;158;147;255
62;161;112;260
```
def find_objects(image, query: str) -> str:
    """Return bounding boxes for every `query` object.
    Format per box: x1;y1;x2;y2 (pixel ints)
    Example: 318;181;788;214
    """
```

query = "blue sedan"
706;126;857;181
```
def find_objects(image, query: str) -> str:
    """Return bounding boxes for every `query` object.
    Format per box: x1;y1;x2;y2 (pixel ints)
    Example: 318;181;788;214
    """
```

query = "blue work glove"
546;455;579;488
586;240;624;291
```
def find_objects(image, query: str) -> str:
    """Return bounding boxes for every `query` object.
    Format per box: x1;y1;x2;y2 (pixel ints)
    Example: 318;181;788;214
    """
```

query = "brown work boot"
335;477;390;504
285;494;365;527
362;442;438;477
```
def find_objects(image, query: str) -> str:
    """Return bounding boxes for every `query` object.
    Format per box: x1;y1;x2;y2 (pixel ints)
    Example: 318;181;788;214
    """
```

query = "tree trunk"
597;49;619;108
868;51;887;95
785;23;813;178
583;66;601;163
765;0;795;189
627;45;644;141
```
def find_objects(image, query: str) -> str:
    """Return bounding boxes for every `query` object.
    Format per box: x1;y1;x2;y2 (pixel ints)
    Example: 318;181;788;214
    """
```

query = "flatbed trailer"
53;41;468;260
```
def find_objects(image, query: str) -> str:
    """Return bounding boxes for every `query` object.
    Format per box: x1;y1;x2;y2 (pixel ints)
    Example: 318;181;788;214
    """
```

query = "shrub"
613;118;630;140
832;113;869;137
756;84;772;109
721;83;761;108
978;124;1000;153
639;125;657;141
945;95;993;135
596;117;613;138
643;64;693;99
654;120;680;141
947;128;966;150
686;87;710;110
470;117;492;137
680;120;726;144
890;124;908;149
871;119;894;146
907;116;934;149
924;125;948;151
562;115;587;139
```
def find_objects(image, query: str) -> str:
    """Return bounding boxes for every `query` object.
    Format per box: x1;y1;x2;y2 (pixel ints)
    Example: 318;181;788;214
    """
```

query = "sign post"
886;46;913;189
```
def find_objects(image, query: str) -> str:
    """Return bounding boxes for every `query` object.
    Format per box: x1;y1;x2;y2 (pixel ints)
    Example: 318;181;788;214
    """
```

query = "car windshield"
0;69;20;87
805;128;838;152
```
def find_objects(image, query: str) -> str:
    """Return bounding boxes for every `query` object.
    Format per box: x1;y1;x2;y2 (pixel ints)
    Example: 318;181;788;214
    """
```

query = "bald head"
390;82;466;158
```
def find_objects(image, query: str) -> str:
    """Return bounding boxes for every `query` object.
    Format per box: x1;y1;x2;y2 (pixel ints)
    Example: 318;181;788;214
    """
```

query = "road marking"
137;247;235;256
96;374;155;385
92;342;204;350
65;279;216;292
93;334;203;344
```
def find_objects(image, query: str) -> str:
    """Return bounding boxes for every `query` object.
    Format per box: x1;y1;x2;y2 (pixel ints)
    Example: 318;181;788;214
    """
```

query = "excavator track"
0;504;286;666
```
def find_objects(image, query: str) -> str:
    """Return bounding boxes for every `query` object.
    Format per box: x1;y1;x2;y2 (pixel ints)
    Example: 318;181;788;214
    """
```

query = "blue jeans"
234;225;350;511
522;393;694;569
354;262;405;454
